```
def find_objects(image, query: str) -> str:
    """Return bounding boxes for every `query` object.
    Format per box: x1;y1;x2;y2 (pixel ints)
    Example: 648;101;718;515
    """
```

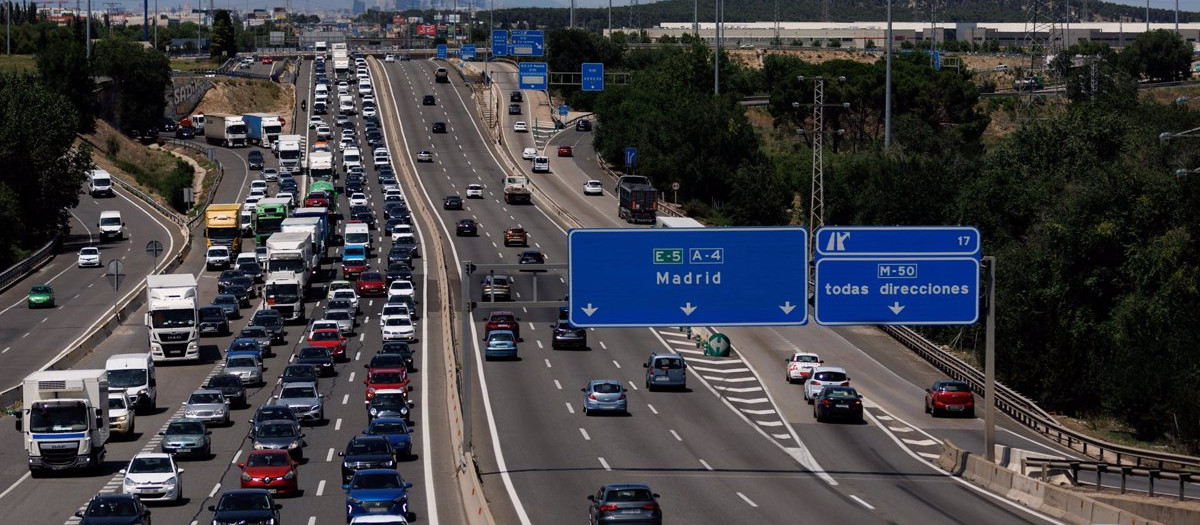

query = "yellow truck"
205;203;243;253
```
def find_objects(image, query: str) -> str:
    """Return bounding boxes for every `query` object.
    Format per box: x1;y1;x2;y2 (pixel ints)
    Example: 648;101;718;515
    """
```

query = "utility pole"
713;0;721;95
607;0;611;37
7;2;12;55
1176;0;1179;35
569;0;573;29
983;256;997;463
794;75;848;253
143;0;148;41
884;0;892;150
154;0;158;48
692;0;697;36
1146;0;1149;32
86;0;91;59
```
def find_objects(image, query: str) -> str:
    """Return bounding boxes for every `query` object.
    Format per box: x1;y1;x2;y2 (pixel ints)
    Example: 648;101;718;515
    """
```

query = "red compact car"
308;328;348;361
484;310;520;340
364;367;410;400
356;271;387;297
261;56;274;65
924;380;975;417
557;145;573;157
238;449;298;494
304;191;330;209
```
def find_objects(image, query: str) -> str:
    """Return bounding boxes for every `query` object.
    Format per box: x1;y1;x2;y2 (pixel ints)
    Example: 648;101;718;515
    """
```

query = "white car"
513;121;528;133
308;116;323;129
236;252;257;266
532;156;549;173
465;184;484;198
373;153;389;168
248;188;267;200
108;393;134;435
362;94;376;105
416;150;432;162
349;192;369;207
385;54;395;62
803;366;851;402
316;125;332;140
308;319;341;340
384;188;405;202
244;194;262;206
390;224;413;242
380;316;415;341
326;280;353;300
331;288;360;311
120;452;183;503
362;105;377;118
249;179;268;193
785;352;823;383
339;137;356;151
387;280;415;300
522;147;537;160
205;246;232;270
77;246;101;267
380;303;412;325
262;168;279;181
583;180;604;196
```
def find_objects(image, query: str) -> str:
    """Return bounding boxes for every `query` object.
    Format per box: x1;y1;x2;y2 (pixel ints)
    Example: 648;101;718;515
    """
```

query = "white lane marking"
673;348;705;355
902;438;939;447
1;347;8;354
579;428;591;441
713;386;763;393
702;375;756;383
316;479;326;496
691;366;752;374
335;418;342;431
657;331;691;339
599;341;607;350
756;420;784;427
699;459;714;471
612;360;621;369
736;492;758;508
887;426;915;433
598;457;611;471
773;433;792;439
348;371;356;382
342;394;350;405
646;404;658;414
326;448;335;462
875;415;895;421
727;397;769;404
919;452;941;459
306;517;317;525
740;408;777;415
627;381;638;391
208;483;221;498
850;495;875;510
544;358;551;368
536;340;543;349
553;379;562;390
231;450;242;464
566;403;574;414
669;430;683;442
527;322;536;332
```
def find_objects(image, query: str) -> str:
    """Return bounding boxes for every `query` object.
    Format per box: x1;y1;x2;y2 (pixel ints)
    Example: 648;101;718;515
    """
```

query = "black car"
208;489;282;525
367;131;384;147
249;404;301;437
251;309;286;344
199;305;231;336
75;493;151;525
346;180;365;195
281;363;320;385
350;206;376;228
456;219;478;236
175;126;196;139
518;250;545;265
422;94;436;105
508;103;522;115
295;346;335;377
588;484;662;525
367;352;409;372
387;245;413;266
813;385;865;423
384;202;409;220
510;90;523;102
365;389;412;422
217;269;252;294
238;325;274;356
431;122;446;133
248;150;264;170
576;119;592;132
385;262;413;283
552;320;587;350
237;261;264;283
205;373;248;407
379;341;415;371
338;435;396;482
160;116;179;132
225;283;252;308
443;195;463;210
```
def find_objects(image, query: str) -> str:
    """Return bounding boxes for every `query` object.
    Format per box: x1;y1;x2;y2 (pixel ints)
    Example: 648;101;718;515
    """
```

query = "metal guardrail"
0;235;60;293
882;325;1200;471
1023;457;1198;500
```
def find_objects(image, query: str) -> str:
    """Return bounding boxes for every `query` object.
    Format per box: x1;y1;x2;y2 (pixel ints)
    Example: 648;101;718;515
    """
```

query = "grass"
0;54;37;74
170;58;221;72
86;121;195;212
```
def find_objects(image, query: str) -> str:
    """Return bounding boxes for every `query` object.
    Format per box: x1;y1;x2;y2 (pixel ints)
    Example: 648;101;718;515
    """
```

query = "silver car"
804;366;851;402
224;352;264;386
273;382;325;423
183;389;230;426
582;380;628;416
251;419;306;460
323;310;356;335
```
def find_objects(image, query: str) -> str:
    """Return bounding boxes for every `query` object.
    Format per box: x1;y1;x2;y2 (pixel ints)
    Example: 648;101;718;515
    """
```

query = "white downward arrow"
581;303;599;316
779;301;796;315
680;302;698;316
888;302;906;315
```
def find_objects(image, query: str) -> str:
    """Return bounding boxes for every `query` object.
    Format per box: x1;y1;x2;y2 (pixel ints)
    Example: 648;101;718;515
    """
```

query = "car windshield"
370;420;409;434
208;375;241;387
371;356;406;368
939;383;970;392
85;498;139;516
106;369;146;388
128;456;173;473
253;312;281;326
374;393;406;405
655;358;683;369
824;388;858;398
214;295;236;305
108;397;128;410
241;328;268;339
228;357;257;368
605;489;654;502
247;452;290;467
489;333;514;343
229;340;258;352
371;372;405;383
793;355;820;363
592;383;622;394
282;386;316;398
298;348;328;358
284;366;315;378
31;286;51;294
166;421;204;435
348;439;390;454
257;407;293;421
259;423;297;438
351;472;404;490
150;308;195;328
189;393;223;404
217;493;272;511
80;248;99;255
312;330;342;340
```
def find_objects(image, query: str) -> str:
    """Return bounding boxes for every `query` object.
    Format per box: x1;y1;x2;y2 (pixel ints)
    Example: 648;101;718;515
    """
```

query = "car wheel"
924;400;931;414
582;407;589;416
930;406;940;418
965;408;975;419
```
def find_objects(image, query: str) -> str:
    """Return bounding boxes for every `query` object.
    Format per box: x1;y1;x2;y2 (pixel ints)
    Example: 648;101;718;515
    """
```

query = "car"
77;246;101;267
387;245;414;267
532;156;550;173
217;269;253;295
422;94;436;105
199;305;232;335
349;192;369;207
503;228;528;247
583;180;604;195
484;329;518;360
343;469;412;522
432;121;446;133
385;54;395;62
237;327;273;356
582;379;628;415
480;274;511;301
108;393;136;436
393;233;420;258
273;381;325;422
587;483;662;525
380;316;416;341
924;379;975;417
251;418;306;459
350;206;376;228
357;271;387;297
280;364;319;388
225;283;252;308
237;261;264;283
183;389;230;426
261;56;274;64
513;121;528;132
814;385;865;423
385;262;413;284
508;103;522;115
206;246;233;270
363;417;414;459
120;452;184;503
339;435;397;482
510;90;523;102
316;125;332;140
327;280;354;300
309;329;349;360
362;105;377;117
250;309;285;344
336;114;351;127
248;150;264;169
551;320;587;350
784;352;824;383
518;250;545;264
159;417;211;458
576;119;592;131
75;494;152;525
416;150;432;162
386;280;415;300
378;342;416;371
366;388;413;422
296;346;337;376
309;318;342;340
456;219;478;236
518;148;537;162
644;353;687;391
465;184;484;198
175;126;196;139
223;352;264;386
803;366;851;402
202;374;248;410
309;115;323;128
557;145;573;157
443;195;463;210
389;223;413;242
207;489;282;525
331;288;361;311
363;367;409;400
484;310;520;339
238;449;300;494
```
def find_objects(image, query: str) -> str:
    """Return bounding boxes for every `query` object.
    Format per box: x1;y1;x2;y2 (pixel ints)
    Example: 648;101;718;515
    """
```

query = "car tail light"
852;399;862;405
618;394;626;400
597;504;619;512
267;298;276;305
588;393;597;400
811;380;822;386
642;503;660;511
821;399;832;406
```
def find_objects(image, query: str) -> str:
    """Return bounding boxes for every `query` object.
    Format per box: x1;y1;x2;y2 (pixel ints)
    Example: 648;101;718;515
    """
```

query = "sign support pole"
460;261;473;458
983;255;996;463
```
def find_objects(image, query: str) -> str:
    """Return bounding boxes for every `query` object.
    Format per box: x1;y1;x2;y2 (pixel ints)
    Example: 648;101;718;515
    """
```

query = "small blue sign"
581;62;604;91
491;30;508;57
558;105;569;117
814;226;981;326
569;228;809;327
517;62;548;90
509;29;545;57
436;44;447;59
624;147;637;168
461;44;476;60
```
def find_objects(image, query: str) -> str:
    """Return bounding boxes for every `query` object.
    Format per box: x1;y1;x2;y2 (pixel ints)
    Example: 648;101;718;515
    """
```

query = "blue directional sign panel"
491;30;508;57
569;228;809;327
814;226;981;326
509;29;545;56
461;44;476;60
558;104;569;117
582;62;604;91
624;147;637;168
517;62;548;90
436;44;447;59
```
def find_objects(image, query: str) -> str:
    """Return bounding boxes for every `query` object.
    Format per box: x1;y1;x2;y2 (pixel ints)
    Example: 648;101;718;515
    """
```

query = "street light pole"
884;0;893;150
714;0;722;95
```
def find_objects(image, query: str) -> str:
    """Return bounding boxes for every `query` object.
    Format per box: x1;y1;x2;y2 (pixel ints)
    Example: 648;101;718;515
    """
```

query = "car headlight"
241;472;252;481
254;442;264;450
113;415;127;422
382;460;394;467
164;476;177;486
289;441;299;449
369;407;378;415
283;471;295;480
311;404;321;411
392;495;408;503
124;477;135;487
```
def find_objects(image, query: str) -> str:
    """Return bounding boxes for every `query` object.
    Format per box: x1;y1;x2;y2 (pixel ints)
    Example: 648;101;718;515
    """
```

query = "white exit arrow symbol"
680;302;697;316
779;301;797;315
581;303;599;316
888;302;906;315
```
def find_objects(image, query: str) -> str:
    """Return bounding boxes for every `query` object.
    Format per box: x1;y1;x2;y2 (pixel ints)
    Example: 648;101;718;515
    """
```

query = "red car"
261;56;274;65
924;380;975;417
238;449;298;494
363;367;409;400
308;328;348;361
557;145;573;157
304;191;329;208
356;271;387;297
342;258;368;280
484;310;520;340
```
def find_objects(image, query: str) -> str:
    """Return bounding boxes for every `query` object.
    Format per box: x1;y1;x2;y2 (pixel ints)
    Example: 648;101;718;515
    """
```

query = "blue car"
484;329;518;360
343;469;412;522
226;337;265;359
363;417;414;459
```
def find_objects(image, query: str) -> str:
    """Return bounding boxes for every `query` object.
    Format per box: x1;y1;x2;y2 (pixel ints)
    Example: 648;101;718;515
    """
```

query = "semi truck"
15;370;110;474
254;197;292;244
332;43;350;77
145;274;200;362
275;134;304;174
243;113;283;147
308;149;334;179
618;179;658;224
266;231;315;290
282;215;326;259
264;271;305;323
503;175;532;205
205;203;243;252
204;113;248;148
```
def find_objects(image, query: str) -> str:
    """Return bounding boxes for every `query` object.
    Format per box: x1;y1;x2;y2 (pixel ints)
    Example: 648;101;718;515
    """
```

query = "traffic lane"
534;128;623;228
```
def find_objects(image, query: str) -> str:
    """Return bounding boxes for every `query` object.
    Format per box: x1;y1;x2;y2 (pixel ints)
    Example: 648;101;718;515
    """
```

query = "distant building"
353;0;366;15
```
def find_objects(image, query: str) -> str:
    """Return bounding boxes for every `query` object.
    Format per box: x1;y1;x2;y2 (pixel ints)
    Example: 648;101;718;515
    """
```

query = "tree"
210;9;236;60
36;35;96;133
1118;29;1191;82
93;37;170;133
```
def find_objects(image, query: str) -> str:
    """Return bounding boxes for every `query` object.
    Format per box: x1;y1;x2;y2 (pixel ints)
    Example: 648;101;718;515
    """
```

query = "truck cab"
16;370;110;474
105;353;157;413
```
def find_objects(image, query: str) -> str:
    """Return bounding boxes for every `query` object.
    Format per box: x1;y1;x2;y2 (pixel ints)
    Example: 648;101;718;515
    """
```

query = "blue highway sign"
815;226;980;257
491;30;508;57
436;44;447;59
461;44;476;60
568;228;809;327
517;62;548;90
558;105;569;117
624;147;637;168
582;62;604;91
509;29;545;56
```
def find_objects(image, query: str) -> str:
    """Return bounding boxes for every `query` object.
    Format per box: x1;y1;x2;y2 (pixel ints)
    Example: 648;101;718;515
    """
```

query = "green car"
27;285;54;308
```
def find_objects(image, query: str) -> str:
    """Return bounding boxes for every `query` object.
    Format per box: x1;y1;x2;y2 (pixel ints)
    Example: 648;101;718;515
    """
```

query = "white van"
339;95;356;115
98;210;125;241
358;79;373;96
344;221;372;250
106;353;158;413
88;169;114;197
